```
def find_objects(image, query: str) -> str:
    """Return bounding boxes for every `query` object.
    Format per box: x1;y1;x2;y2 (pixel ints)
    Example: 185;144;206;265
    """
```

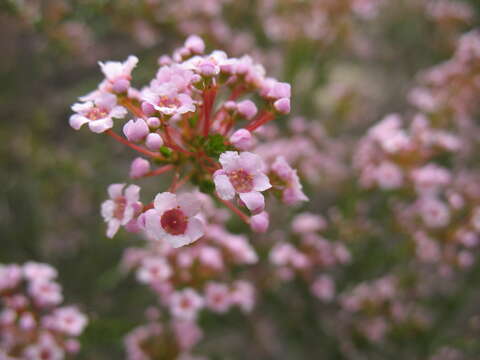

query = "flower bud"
269;82;291;99
185;35;205;54
236;100;258;120
274;98;291;114
147;117;161;129
130;157;150;178
230;129;253;150
145;133;164;150
112;78;130;93
123;119;149;142
141;102;155;116
199;59;219;77
250;211;269;233
224;101;237;112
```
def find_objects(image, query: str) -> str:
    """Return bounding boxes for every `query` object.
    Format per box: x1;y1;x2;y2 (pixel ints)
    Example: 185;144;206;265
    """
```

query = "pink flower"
98;55;138;92
101;184;141;238
169;288;204;320
270;156;308;205
213;151;271;213
0;264;22;292
185;35;205;54
143;192;204;248
142;87;195;117
23;262;57;283
46;306;88;336
28;280;63;307
230;280;255;313
172;320;203;351
69;92;127;133
136;257;172;284
204;282;232;313
311;275;335;302
292;212;326;234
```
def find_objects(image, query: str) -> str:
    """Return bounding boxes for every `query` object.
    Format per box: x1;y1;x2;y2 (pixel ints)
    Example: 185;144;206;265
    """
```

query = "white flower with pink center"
69;92;127;133
101;184;141;238
28;281;63;307
270;156;308;205
204;282;232;313
136;257;172;284
142;85;195;117
143;192;204;248
45;306;88;336
169;288;204;320
24;333;64;360
213;151;271;213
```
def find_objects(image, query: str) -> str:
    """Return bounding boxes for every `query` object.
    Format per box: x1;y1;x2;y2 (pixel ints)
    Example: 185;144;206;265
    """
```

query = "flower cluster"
69;35;303;249
269;212;351;302
0;262;88;359
121;195;256;358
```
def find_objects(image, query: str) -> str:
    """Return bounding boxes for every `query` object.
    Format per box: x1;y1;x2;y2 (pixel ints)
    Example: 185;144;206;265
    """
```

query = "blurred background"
1;0;480;359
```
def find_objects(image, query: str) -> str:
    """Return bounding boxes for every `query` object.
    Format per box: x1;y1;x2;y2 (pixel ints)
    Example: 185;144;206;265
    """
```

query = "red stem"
245;111;274;132
142;164;175;178
217;195;250;224
105;130;164;159
203;88;217;137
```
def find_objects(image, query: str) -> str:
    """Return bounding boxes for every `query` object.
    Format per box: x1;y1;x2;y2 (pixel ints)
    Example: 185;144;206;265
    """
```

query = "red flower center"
228;169;254;193
87;107;109;120
113;197;127;219
160;208;188;235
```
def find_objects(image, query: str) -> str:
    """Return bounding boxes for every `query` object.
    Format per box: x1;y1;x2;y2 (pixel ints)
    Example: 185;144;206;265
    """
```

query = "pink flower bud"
145;133;164;150
123;119;149;142
158;55;172;66
185;35;205;54
269;82;291;99
141;102;155;116
147;117;161;129
65;339;81;354
224;101;237;111
250;211;269;233
191;74;202;83
274;98;291;114
130;157;150;178
112;79;130;93
199;60;219;77
230;129;253;150
236;100;258;120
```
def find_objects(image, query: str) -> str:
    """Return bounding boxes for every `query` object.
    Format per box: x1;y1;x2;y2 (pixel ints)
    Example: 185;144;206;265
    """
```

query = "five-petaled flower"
101;184;142;238
69;92;127;133
214;151;271;213
143;192;204;248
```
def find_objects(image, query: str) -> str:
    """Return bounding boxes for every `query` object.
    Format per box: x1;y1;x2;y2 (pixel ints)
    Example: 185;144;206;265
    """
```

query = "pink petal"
106;219;121;238
219;151;240;172
213;174;235;200
153;192;178;214
239;192;265;214
88;118;113;133
253;173;271;192
69;114;89;130
108;183;125;199
238;152;263;173
177;193;201;217
125;184;140;203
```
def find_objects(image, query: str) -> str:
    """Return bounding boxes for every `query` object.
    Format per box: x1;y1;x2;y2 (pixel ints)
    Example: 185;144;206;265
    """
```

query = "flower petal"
239;192;265;214
253;173;272;192
106;219;121;238
213;174;235;200
144;209;165;241
238;152;263;173
125;184;140;203
88;118;113;133
186;217;205;243
108;183;125;199
69;114;89;130
101;200;115;220
153;192;178;214
219;151;240;172
177;193;201;217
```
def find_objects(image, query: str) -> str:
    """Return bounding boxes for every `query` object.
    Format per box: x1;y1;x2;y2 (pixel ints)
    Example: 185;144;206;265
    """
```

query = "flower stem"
105;130;164;159
217;195;250;225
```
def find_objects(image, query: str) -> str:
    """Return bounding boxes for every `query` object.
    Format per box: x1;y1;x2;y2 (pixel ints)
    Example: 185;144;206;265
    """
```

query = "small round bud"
185;35;205;54
250;211;269;233
236;100;258;120
274;98;291;114
130;157;150;179
147;117;161;129
145;133;164;150
112;79;130;93
230;129;254;150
